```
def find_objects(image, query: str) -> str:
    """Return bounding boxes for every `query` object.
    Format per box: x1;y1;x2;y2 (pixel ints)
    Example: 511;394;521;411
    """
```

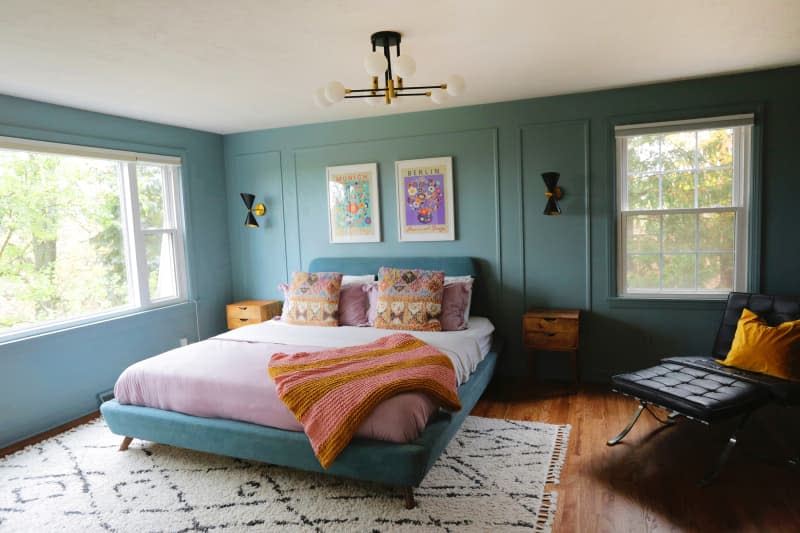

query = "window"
616;114;753;298
0;137;186;338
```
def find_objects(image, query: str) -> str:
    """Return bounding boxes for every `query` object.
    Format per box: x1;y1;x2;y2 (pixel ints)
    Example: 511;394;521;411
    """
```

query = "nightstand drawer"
524;316;577;334
226;300;282;330
524;329;578;350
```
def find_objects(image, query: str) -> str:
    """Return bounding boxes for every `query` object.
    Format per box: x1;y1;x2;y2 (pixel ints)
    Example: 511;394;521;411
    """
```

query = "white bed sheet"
215;316;495;386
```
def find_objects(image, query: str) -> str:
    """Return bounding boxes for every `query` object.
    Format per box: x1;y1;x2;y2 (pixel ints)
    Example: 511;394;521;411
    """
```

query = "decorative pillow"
719;308;800;382
374;267;445;331
281;271;343;327
366;282;379;325
441;280;474;331
338;283;371;326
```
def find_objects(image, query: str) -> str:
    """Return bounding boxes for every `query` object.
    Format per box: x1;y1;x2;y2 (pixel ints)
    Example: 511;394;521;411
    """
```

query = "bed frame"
101;256;499;508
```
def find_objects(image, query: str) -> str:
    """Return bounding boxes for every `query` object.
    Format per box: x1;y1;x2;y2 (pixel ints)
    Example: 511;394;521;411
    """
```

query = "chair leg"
607;402;646;446
118;436;133;451
698;412;751;487
403;487;416;509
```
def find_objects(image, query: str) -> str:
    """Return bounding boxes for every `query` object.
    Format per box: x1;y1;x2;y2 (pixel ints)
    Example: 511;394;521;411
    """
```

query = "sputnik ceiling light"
314;30;465;108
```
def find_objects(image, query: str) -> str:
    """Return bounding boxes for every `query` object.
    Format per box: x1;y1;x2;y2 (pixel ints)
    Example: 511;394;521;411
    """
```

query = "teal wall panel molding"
0;94;230;448
225;65;800;383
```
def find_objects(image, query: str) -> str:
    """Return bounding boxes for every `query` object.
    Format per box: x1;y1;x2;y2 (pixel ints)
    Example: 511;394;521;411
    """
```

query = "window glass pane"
663;213;696;252
0;151;130;330
627;254;660;289
144;232;177;300
626;214;660;253
698;253;734;290
137;164;167;229
662;171;694;208
698;128;733;167
627;174;659;210
698;168;733;207
626;134;660;173
699;212;735;251
663;254;696;289
661;131;696;171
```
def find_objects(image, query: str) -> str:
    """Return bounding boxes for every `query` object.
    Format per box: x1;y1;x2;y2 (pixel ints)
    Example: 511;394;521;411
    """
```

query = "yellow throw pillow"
719;308;800;382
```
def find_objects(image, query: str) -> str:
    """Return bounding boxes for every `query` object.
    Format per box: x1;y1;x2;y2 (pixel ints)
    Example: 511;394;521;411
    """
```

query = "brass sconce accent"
240;193;266;228
542;172;563;216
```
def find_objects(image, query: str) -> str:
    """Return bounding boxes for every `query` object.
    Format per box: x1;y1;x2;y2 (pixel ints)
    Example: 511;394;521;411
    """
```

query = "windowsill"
607;296;728;310
0;299;190;347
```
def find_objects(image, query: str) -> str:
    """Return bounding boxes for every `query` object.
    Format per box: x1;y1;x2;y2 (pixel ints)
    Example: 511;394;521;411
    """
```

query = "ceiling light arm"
315;30;465;107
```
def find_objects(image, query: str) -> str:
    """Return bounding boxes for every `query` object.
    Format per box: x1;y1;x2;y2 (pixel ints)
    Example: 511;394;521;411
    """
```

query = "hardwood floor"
472;383;800;533
3;389;798;532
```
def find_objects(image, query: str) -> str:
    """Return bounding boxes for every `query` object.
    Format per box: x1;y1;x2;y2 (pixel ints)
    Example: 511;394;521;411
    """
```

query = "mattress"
114;318;494;444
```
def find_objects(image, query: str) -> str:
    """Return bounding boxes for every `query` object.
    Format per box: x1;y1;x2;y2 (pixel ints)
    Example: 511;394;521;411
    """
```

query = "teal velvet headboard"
308;256;478;278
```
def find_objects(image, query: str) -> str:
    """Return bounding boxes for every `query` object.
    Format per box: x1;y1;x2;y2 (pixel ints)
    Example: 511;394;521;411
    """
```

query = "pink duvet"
113;338;437;443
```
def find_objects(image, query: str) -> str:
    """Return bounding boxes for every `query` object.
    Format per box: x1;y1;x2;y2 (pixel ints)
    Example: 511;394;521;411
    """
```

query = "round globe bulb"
394;55;416;78
313;87;332;108
430;88;448;104
324;81;346;103
363;52;388;76
446;75;465;96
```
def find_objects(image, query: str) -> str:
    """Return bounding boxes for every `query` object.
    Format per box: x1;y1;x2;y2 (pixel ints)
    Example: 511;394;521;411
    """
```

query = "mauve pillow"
441;280;473;331
338;283;371;326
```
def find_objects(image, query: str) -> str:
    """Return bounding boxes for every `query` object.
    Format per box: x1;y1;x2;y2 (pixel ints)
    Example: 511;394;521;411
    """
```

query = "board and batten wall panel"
291;129;500;316
522;120;590;310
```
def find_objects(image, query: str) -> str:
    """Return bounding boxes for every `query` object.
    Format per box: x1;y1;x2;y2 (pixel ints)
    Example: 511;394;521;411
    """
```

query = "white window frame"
0;136;188;342
615;115;753;299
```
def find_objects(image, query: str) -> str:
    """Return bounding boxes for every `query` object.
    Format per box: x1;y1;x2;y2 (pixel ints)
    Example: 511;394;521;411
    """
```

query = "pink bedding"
113;338;437;443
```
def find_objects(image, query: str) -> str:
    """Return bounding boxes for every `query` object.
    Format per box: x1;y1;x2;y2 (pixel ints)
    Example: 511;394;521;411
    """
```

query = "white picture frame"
326;162;381;243
395;156;455;241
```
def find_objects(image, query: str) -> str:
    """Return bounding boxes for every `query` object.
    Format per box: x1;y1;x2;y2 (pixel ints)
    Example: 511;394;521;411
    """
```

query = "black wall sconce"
240;193;266;228
541;172;563;216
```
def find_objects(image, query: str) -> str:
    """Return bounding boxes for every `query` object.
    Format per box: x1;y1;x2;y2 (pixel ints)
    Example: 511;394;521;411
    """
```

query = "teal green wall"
0;94;230;448
224;66;800;381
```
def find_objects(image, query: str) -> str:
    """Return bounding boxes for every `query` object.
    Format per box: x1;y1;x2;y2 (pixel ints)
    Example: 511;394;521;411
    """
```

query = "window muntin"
616;117;752;298
0;138;186;338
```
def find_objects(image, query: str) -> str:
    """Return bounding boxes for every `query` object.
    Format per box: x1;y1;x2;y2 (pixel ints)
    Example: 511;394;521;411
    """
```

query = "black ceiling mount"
370;31;401;49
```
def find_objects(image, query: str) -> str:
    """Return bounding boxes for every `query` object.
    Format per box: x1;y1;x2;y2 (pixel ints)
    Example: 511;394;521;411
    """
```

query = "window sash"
616;121;751;298
0;142;186;342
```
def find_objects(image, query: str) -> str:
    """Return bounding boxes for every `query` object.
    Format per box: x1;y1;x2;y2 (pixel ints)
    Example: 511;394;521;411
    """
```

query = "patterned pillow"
374;267;445;331
281;271;343;327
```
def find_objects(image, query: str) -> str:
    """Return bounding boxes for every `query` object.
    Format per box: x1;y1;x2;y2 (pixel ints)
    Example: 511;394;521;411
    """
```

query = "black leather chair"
607;292;800;485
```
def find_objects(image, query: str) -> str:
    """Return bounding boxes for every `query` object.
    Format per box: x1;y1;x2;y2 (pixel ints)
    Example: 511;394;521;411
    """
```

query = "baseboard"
0;410;100;458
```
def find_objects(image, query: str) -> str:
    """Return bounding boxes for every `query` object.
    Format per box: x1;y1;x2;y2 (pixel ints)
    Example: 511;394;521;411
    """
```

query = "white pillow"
342;274;376;285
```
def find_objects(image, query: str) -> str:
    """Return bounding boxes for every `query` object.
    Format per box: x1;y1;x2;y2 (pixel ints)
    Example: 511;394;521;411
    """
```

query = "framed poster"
326;163;381;243
395;156;454;241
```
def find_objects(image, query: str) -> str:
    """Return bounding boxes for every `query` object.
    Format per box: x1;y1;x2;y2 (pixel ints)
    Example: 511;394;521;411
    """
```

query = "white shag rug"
0;416;570;532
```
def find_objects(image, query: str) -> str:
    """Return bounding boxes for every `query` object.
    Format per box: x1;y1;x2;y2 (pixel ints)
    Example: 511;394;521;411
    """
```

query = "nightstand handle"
543;317;556;322
238;318;249;322
237;306;248;310
545;332;556;337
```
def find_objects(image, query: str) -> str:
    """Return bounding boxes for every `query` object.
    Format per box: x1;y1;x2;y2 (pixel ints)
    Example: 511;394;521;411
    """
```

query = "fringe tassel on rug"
546;424;571;484
535;491;558;532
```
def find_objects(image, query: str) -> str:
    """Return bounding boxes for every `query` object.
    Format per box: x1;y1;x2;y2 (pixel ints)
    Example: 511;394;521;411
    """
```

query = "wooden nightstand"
523;309;581;387
226;300;282;330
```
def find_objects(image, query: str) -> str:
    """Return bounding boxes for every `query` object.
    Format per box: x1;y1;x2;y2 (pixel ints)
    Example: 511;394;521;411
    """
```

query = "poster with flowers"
395;156;454;241
326;163;381;243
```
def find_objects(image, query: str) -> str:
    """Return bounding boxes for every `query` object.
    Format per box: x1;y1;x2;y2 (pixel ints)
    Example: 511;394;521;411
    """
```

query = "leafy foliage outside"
0;151;171;331
624;128;738;291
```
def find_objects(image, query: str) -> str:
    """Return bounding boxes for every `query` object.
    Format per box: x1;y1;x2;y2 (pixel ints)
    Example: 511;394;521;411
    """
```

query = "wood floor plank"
475;383;800;533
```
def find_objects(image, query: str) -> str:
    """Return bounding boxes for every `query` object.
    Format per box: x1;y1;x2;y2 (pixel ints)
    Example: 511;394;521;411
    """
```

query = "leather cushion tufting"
612;362;769;422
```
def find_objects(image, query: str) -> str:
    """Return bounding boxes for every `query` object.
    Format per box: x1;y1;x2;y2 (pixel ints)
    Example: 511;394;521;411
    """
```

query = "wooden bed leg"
118;436;133;451
403;487;416;509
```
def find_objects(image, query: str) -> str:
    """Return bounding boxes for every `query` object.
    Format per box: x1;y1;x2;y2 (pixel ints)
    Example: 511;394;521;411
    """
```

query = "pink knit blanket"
268;333;462;468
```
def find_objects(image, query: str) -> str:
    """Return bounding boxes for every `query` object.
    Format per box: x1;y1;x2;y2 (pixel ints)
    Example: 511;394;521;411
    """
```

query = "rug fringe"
535;490;558;532
546;423;571;484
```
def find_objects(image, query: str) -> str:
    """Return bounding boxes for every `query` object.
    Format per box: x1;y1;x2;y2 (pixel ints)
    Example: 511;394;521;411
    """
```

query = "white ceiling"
0;0;798;134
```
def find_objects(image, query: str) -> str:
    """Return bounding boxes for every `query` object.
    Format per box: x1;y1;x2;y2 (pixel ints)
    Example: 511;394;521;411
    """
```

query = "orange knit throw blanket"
268;333;462;468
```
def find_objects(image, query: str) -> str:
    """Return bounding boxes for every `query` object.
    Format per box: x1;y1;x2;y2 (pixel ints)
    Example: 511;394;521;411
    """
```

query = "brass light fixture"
240;193;266;228
313;30;465;107
542;172;563;216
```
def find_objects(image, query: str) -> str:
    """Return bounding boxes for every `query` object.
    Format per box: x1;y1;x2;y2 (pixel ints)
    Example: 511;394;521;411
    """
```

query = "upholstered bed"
100;256;499;508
